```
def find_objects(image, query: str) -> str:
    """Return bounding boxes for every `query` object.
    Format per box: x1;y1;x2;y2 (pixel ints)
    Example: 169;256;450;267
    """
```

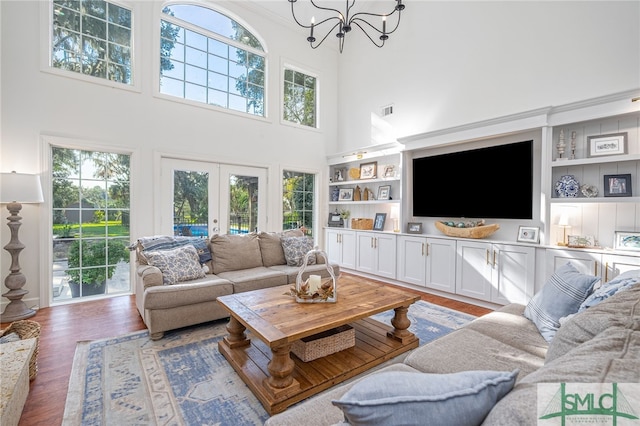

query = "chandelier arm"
350;21;385;48
351;14;402;36
311;21;343;49
290;0;342;29
309;0;342;18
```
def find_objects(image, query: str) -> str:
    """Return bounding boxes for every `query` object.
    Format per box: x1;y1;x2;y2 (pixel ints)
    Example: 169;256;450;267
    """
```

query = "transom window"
283;68;317;128
160;4;266;116
51;0;133;84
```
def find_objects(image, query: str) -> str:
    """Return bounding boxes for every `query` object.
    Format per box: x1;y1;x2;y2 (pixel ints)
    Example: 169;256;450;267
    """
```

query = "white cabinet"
456;241;535;305
397;235;426;286
545;248;640;283
425;238;457;293
325;228;356;269
356;232;396;279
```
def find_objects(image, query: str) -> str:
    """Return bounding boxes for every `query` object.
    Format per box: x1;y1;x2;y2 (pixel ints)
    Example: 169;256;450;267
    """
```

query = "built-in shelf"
329;200;401;205
551;153;640;168
329;177;400;186
550;196;640;203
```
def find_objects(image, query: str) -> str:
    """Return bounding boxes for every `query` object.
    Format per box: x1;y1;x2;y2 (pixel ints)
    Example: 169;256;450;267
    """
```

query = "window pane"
162;59;184;79
283;68;317;128
185;64;206;85
283;171;315;236
208;71;227;91
208;88;227;108
185;82;207;103
185;46;206;68
209;54;227;74
160;76;184;97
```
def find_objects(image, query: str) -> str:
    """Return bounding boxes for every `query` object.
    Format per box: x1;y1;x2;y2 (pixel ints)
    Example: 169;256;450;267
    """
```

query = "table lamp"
557;209;572;246
1;171;44;321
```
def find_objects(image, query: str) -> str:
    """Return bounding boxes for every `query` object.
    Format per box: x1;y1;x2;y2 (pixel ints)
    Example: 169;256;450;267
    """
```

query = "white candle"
308;275;321;293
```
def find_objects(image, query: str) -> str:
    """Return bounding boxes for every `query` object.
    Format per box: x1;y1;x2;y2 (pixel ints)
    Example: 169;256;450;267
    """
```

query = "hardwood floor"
2;273;491;426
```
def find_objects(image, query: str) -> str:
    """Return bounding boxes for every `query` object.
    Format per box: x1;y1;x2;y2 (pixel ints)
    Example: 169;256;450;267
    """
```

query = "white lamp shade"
0;172;44;204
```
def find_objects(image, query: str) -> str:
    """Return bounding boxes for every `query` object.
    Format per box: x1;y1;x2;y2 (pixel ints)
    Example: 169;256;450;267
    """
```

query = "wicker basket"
0;319;41;380
291;325;355;362
351;218;373;230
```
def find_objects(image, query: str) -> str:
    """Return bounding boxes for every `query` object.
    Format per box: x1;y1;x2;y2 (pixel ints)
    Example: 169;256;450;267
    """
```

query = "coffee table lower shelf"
218;317;419;415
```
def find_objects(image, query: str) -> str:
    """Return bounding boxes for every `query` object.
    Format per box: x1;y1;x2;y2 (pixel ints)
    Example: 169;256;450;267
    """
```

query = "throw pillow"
258;229;304;267
144;244;206;285
575;271;639;313
331;369;518;426
0;332;20;344
209;233;263;274
281;236;317;267
524;262;600;343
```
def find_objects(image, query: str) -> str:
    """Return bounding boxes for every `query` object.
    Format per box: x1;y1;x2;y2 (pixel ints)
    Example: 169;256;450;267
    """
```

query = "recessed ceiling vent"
381;104;394;117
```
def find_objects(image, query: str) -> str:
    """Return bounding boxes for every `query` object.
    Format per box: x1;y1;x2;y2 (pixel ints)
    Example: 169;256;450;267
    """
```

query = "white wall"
0;0;338;311
336;1;640;153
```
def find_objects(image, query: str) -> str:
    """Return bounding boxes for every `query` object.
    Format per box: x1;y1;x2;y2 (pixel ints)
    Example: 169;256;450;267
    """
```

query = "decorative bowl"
435;221;500;239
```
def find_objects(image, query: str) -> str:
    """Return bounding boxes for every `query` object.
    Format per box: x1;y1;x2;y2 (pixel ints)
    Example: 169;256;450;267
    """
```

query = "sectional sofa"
266;265;640;425
134;230;339;340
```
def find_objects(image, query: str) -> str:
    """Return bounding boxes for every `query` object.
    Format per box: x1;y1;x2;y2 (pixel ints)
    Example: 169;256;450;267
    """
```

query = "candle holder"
291;247;336;303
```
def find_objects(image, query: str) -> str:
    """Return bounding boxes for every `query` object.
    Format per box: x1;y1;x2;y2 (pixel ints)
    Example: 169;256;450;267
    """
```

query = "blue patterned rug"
62;300;476;425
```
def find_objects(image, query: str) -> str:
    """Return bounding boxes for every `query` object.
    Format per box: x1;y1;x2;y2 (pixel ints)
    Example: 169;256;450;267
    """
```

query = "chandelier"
288;0;406;53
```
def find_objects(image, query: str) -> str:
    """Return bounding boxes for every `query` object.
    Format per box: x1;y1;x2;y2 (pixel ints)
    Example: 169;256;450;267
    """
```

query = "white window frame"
280;58;321;132
152;0;270;122
279;165;320;239
39;0;142;93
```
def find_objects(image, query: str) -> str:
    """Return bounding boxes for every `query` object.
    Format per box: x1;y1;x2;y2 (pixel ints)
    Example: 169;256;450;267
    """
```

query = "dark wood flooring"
2;273;492;426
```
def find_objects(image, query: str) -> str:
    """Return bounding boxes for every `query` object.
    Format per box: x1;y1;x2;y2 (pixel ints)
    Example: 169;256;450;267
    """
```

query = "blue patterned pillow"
145;245;206;285
281;237;317;267
576;271;639;313
332;370;518;426
524;262;600;342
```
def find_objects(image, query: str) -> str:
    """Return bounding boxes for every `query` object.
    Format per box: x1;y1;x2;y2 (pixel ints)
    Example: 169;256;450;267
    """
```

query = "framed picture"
517;226;540;243
338;188;353;201
373;213;387;231
359;162;377;179
407;222;423;234
328;213;343;227
587;132;628;157
614;231;640;251
604;174;632;197
333;168;346;182
377;185;391;200
567;235;595;248
382;164;396;178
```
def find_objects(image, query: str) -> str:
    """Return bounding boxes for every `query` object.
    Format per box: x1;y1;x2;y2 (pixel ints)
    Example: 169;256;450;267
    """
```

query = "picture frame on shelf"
567;235;596;248
587;132;628;157
407;222;423;234
338;188;354;201
328;213;343;227
373;213;387;231
517;226;540;243
359;162;377;179
377;185;391;200
334;168;346;182
603;174;632;197
382;164;396;178
614;231;640;252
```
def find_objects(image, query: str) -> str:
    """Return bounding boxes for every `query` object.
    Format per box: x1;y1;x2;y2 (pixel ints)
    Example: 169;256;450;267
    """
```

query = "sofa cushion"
258;229;304;267
545;281;640;364
524;262;600;343
281;236;317;267
142;277;233;310
331;370;518;426
209;233;263;274
217;267;288;293
144;245;206;285
135;235;212;265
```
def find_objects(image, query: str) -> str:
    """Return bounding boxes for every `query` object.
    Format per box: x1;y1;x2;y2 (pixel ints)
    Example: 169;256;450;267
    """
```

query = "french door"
160;158;267;237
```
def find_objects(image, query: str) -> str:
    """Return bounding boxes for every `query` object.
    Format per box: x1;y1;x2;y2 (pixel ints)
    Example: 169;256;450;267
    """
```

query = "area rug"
62;300;476;426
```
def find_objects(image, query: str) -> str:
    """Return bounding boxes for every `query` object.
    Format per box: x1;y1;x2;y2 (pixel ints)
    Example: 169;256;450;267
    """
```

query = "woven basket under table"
0;319;41;380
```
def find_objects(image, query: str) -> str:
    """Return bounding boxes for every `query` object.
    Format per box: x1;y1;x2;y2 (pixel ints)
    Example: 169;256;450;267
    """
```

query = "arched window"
159;3;266;117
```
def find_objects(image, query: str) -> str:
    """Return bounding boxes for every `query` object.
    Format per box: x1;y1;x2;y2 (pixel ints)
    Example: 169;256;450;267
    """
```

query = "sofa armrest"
136;264;164;289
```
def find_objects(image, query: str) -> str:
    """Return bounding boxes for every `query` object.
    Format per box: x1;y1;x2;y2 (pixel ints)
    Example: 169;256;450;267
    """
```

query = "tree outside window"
283;171;315;236
283;68;317;128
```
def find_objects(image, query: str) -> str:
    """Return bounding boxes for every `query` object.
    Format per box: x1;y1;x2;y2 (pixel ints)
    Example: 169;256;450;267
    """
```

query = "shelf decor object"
338;188;354;201
435;221;500;239
288;0;406;53
587;132;627;157
373;213;387;231
407;222;423;234
556;129;567;161
517;226;540;244
567;235;596;248
359;162;377;179
603;174;632;197
614;231;640;252
555;175;580;198
377;185;391;200
291;248;336;303
0;172;44;321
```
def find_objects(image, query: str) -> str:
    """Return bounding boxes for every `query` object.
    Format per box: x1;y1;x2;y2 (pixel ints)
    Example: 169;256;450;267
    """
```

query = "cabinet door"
492;244;535;305
356;232;376;274
425;238;456;293
456;241;492;300
325;229;342;265
545;249;599;279
340;230;357;269
375;233;397;279
397;236;426;286
602;254;640;282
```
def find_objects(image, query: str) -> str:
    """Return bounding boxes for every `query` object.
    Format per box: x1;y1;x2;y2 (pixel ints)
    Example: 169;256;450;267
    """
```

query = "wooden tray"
435;221;500;239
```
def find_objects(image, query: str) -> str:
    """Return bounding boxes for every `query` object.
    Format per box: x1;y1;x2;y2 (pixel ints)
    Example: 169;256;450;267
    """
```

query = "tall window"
51;147;130;301
51;0;133;84
160;4;266;116
283;68;317;128
283;171;315;236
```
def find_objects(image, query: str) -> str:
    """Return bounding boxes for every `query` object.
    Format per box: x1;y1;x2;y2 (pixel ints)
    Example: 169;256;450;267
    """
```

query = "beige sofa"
134;230;339;340
266;273;640;425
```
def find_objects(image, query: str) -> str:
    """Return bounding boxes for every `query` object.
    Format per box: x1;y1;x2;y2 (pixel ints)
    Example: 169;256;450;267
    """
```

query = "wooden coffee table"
216;280;421;415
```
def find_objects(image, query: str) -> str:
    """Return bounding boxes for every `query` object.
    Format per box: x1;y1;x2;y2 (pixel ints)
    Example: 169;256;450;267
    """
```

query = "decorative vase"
294;248;336;303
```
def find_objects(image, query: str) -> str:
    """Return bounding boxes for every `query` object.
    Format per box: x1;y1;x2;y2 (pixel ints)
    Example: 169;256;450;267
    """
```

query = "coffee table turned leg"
264;344;300;399
223;316;250;349
388;305;416;344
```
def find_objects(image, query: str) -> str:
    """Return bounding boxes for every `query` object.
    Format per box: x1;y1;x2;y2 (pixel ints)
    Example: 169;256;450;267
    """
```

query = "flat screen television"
412;140;533;219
